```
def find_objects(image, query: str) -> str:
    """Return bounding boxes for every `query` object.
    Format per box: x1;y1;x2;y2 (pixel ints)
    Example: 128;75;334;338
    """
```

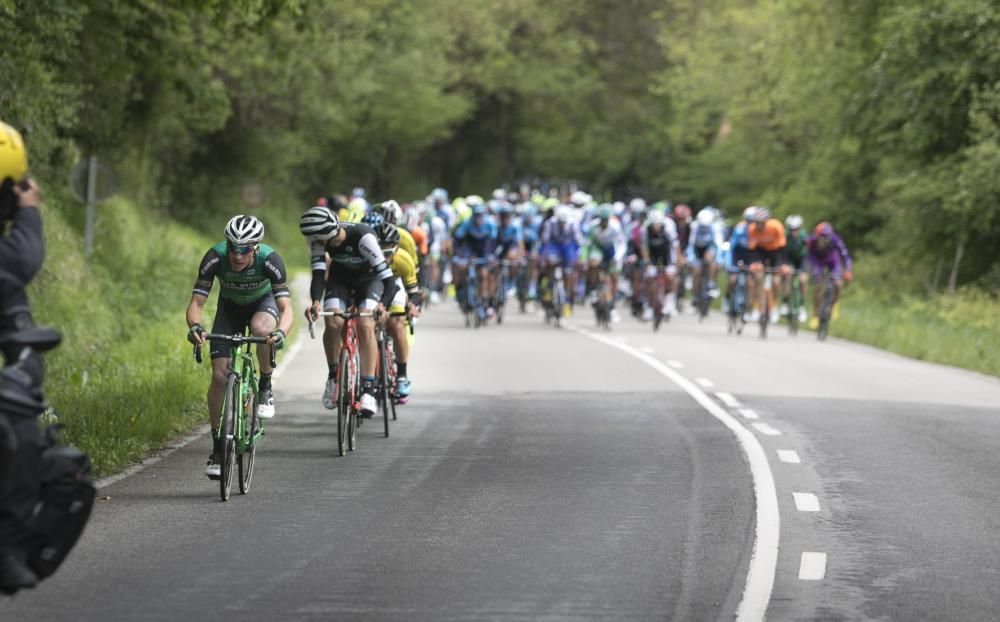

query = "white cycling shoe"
257;389;275;419
322;378;337;410
359;393;377;418
205;453;222;480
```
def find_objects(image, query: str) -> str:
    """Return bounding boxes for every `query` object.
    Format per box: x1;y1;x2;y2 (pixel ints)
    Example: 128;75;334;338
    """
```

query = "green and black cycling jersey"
785;229;808;264
193;241;290;306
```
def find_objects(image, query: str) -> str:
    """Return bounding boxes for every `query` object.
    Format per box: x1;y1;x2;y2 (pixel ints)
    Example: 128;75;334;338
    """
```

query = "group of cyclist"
185;190;423;479
382;187;852;331
183;184;852;479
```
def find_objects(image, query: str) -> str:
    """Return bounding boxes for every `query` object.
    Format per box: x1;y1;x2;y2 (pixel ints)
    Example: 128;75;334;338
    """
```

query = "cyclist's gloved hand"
268;329;286;350
843;271;853;283
188;323;205;345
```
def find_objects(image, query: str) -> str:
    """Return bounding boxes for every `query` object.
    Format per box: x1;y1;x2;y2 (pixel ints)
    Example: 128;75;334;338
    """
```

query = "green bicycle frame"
224;340;263;453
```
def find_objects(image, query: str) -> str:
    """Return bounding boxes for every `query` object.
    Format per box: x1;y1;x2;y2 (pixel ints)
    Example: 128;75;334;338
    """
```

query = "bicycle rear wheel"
379;337;391;438
788;279;801;336
238;387;258;494
384;338;398;420
219;374;238;502
336;348;351;456
348;349;359;450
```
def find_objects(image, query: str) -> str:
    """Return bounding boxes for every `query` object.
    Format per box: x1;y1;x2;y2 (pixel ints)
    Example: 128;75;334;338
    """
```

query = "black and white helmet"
224;215;265;245
299;206;340;240
374;221;399;248
372;200;401;226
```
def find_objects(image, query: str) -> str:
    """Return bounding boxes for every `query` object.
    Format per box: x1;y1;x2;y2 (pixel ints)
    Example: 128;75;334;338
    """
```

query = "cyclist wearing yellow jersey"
373;221;421;401
370;200;417;265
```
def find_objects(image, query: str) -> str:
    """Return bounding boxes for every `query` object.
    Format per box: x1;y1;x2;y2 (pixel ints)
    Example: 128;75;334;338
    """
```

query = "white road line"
569;325;779;622
715;392;741;407
696;377;715;389
798;552;827;580
752;423;782;436
667;360;684;369
793;492;821;512
641;346;656;354
777;450;801;463
739;408;760;419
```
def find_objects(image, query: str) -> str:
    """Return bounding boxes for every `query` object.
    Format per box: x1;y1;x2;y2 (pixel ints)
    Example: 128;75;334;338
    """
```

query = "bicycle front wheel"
336;348;351;456
219;374;238;502
379;339;391;438
238;387;258;494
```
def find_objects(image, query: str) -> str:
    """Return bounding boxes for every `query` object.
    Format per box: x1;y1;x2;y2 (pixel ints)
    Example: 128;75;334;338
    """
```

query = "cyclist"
640;210;679;321
424;198;450;303
538;204;582;316
339;187;368;224
373;222;421;401
782;214;809;324
806;222;853;330
724;207;756;318
580;205;625;317
452;199;497;315
495;204;524;301
625;198;649;317
686;207;725;307
746;206;789;323
186;215;293;479
519;201;542;299
299;206;398;418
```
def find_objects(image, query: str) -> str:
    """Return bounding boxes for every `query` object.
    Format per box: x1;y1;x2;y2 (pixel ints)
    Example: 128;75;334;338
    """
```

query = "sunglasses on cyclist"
228;242;257;256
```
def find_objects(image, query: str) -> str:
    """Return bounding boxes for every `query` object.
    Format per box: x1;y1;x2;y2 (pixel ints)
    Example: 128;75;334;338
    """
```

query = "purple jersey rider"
806;222;852;281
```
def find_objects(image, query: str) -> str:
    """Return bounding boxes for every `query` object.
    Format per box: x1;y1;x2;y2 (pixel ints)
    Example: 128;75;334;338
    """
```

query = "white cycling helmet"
785;214;803;229
299;206;340;240
224;215;265;245
492;188;506;201
754;206;771;222
570;190;589;206
647;210;666;226
696;208;715;226
629;198;647;212
373;199;402;225
556;205;573;222
743;206;758;221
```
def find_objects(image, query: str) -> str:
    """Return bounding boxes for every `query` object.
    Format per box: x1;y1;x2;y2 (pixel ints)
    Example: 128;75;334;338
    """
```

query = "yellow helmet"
0;121;27;184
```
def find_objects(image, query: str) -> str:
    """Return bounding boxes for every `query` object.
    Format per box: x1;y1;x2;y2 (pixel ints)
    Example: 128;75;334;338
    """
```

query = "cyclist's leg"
355;277;383;413
387;281;409;387
704;248;719;294
249;294;279;376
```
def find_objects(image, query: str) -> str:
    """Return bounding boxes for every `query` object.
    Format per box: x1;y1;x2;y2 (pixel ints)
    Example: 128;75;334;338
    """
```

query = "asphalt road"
5;296;1000;621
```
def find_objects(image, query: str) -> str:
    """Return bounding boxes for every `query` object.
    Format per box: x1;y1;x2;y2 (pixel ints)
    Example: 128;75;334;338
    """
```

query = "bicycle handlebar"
193;333;275;368
307;310;379;339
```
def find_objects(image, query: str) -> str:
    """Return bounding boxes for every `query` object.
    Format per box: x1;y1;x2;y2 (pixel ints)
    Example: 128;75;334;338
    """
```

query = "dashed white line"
667;360;684;369
793;492;821;512
798;552;827;580
738;408;760;419
715;392;741;408
752;423;782;436
569;325;779;622
696;377;715;389
777;450;801;464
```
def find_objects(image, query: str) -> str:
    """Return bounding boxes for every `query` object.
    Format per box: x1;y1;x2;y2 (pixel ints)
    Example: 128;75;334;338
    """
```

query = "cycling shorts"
540;242;578;268
323;266;384;312
809;253;843;282
689;244;716;267
210;293;279;360
727;246;752;273
754;248;786;270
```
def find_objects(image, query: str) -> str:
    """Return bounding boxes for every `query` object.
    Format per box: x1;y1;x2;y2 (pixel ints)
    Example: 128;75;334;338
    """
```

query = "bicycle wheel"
348;349;359;450
336;348;351;456
379;337;390;438
384;337;398;420
788;279;800;336
818;281;833;341
219;374;238;502
238;386;258;494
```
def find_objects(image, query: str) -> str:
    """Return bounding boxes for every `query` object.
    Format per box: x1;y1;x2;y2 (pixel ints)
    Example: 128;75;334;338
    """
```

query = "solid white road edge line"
777;450;801;464
715;391;742;407
798;552;827;580
568;325;779;622
696;377;715;388
95;323;309;490
793;492;821;512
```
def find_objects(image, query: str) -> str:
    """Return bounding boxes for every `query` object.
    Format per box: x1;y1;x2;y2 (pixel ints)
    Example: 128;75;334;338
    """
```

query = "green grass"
833;283;1000;378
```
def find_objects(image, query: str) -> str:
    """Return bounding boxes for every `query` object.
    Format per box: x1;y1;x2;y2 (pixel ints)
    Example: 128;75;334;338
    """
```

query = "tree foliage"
2;0;998;290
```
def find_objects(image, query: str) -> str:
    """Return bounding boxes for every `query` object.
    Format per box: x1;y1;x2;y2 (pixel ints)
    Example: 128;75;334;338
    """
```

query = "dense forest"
3;0;999;291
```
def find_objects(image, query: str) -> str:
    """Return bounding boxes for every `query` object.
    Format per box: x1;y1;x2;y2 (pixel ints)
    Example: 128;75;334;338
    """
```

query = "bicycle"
514;258;531;313
646;265;670;331
591;269;612;331
786;268;805;336
693;263;713;322
375;312;409;437
541;265;567;328
756;267;782;339
727;265;749;335
495;259;513;325
815;272;836;341
194;332;274;501
308;310;368;455
460;258;489;328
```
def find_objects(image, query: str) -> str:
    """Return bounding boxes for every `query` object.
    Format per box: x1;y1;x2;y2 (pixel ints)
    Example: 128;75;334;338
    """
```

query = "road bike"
459;258;489;328
194;332;274;501
756;267;783;339
692;263;713;322
646;265;670;331
541;265;568;328
591;268;612;331
375;312;410;436
308;310;368;455
514;258;531;313
786;269;805;336
727;265;749;335
495;259;513;325
815;272;837;341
